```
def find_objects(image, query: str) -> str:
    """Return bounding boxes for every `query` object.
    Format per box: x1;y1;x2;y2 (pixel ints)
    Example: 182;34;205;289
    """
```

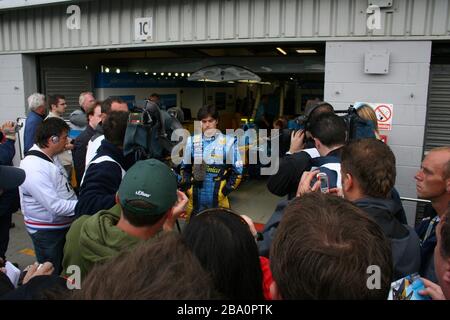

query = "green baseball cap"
118;159;178;216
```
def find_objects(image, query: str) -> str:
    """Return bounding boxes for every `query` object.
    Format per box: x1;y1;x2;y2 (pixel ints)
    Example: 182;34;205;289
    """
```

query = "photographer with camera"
258;113;346;257
296;139;421;280
267;102;334;199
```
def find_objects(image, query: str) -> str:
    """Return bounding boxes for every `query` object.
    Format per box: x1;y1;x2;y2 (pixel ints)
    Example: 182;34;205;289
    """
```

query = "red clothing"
259;256;273;300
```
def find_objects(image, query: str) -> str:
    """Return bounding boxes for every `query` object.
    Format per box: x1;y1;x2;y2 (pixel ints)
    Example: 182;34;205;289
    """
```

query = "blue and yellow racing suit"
181;132;243;218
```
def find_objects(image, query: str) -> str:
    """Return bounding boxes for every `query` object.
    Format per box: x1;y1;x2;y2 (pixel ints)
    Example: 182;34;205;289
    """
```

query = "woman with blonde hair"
355;103;381;140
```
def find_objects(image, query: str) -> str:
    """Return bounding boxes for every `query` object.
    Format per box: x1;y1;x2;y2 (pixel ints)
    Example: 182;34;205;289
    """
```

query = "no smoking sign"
374;104;393;131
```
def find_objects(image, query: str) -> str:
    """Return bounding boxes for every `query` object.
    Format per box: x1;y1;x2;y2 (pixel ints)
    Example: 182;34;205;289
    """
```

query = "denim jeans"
29;228;68;275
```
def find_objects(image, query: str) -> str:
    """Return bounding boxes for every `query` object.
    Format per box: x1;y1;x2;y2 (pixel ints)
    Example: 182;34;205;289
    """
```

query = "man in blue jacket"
24;93;46;153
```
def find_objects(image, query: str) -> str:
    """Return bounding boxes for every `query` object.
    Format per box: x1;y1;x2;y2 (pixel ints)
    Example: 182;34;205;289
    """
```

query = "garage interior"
28;43;324;225
36;43;325;129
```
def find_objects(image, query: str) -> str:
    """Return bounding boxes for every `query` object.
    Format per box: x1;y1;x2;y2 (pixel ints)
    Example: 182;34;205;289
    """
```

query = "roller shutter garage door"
424;65;450;151
42;68;93;118
416;65;450;224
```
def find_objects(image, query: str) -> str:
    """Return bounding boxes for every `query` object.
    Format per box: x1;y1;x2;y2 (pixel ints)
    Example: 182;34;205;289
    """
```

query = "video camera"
335;105;376;142
124;100;184;162
291;102;376;142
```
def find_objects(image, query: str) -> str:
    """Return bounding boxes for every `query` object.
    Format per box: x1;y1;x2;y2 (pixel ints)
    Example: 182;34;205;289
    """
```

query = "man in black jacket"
267;102;334;199
75;111;134;216
258;113;346;257
72;102;102;186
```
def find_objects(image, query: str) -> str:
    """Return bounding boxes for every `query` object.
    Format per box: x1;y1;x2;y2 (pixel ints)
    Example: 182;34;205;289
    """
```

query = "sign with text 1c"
374;103;393;131
135;17;152;41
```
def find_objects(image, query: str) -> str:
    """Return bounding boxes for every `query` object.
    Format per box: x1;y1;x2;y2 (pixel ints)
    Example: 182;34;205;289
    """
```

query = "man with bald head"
415;147;450;282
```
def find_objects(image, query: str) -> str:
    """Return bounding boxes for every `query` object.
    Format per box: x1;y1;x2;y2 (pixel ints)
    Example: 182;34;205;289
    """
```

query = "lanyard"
423;216;440;242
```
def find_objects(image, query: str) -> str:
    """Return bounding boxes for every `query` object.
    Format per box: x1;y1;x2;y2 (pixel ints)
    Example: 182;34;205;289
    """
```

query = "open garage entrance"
36;43;325;130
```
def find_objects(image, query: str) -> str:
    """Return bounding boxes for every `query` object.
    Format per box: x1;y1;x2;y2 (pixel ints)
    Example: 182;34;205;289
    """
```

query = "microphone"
192;162;206;183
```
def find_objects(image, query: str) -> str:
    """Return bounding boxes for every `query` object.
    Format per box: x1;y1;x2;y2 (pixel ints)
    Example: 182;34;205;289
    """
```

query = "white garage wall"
324;41;432;226
0;53;37;165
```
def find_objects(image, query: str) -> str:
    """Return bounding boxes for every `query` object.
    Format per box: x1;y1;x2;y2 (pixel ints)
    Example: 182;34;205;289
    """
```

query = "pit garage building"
1;0;450;224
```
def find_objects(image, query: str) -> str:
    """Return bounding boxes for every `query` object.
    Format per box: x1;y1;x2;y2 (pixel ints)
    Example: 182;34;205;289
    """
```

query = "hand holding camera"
296;170;321;197
296;170;331;197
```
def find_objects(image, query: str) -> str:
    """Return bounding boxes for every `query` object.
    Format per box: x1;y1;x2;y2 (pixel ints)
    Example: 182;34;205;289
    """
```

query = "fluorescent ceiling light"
276;47;287;55
237;80;271;84
296;49;317;54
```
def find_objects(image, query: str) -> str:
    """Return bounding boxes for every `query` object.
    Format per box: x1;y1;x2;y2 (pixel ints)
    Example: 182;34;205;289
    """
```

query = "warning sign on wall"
354;102;394;131
374;104;394;131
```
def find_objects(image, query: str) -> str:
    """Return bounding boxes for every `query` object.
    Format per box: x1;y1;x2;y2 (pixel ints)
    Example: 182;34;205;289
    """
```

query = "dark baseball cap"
0;165;25;189
117;159;178;216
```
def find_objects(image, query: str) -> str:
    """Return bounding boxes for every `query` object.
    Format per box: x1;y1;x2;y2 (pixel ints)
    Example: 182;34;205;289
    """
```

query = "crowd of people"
0;92;449;301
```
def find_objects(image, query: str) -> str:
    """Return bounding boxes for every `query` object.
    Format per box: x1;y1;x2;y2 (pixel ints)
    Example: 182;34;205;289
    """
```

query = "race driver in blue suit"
181;105;243;219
